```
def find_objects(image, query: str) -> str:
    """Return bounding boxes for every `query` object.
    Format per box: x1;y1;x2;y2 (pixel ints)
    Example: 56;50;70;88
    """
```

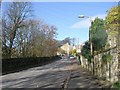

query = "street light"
78;15;94;74
78;15;93;56
78;15;85;18
78;15;89;18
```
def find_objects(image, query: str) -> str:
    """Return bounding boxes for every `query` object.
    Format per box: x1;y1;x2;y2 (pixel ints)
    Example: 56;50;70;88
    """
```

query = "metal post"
89;17;94;75
78;15;94;74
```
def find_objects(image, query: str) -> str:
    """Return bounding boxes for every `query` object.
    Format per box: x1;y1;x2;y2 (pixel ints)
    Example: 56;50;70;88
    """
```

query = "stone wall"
118;11;120;74
80;46;118;84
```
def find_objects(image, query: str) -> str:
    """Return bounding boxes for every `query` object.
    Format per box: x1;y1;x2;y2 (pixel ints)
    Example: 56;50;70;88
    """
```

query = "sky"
32;2;118;44
2;0;120;2
2;1;118;44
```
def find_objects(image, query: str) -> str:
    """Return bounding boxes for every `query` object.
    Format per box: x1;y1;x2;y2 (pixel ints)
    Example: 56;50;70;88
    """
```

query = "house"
60;43;71;55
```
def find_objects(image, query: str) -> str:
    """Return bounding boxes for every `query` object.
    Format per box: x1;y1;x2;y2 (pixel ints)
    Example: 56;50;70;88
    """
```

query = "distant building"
58;41;86;55
60;43;71;54
72;44;82;54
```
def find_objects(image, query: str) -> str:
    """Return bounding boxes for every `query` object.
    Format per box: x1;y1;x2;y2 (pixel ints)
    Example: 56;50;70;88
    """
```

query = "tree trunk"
9;27;17;58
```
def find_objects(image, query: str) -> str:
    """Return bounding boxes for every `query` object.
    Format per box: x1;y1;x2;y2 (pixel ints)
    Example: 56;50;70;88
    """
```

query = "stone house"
60;43;72;55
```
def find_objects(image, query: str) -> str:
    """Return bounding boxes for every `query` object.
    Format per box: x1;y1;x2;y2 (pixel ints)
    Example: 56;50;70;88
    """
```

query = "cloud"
71;14;107;29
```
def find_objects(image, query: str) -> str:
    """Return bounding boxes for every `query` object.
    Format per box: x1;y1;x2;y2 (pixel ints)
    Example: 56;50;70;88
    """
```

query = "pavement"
67;60;109;88
1;58;109;89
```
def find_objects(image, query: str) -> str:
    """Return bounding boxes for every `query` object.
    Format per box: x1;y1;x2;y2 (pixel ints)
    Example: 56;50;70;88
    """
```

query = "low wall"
2;56;61;75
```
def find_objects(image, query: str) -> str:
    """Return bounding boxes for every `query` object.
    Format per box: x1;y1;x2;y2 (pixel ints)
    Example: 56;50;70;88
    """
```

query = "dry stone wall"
80;47;118;84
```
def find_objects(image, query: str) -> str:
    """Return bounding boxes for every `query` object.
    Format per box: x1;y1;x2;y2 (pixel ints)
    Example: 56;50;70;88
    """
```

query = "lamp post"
78;15;94;74
78;15;93;55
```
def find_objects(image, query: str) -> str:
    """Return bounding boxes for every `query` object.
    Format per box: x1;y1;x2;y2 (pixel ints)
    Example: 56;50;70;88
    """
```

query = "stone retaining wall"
80;47;118;84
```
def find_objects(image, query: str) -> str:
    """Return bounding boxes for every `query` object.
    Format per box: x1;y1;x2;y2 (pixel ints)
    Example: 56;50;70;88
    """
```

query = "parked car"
69;55;75;60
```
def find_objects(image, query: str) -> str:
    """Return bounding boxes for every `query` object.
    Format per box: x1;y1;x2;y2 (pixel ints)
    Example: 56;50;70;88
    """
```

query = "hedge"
2;55;61;75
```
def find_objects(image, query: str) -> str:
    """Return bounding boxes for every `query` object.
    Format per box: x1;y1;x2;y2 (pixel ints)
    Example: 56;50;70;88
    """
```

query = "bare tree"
2;2;32;58
30;23;57;57
2;2;58;58
61;37;71;45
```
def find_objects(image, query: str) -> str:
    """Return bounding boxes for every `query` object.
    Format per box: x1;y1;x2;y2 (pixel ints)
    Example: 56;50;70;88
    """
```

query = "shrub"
113;80;120;89
102;54;113;63
81;41;92;63
90;18;107;51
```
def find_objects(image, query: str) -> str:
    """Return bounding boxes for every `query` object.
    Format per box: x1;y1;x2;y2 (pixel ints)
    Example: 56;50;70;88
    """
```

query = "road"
1;58;72;88
1;58;106;89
